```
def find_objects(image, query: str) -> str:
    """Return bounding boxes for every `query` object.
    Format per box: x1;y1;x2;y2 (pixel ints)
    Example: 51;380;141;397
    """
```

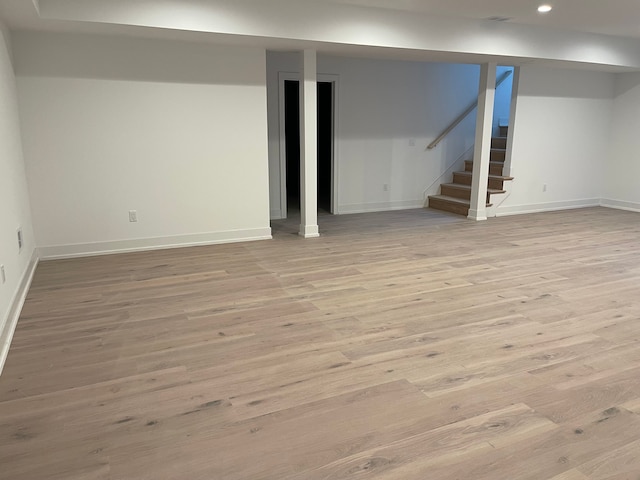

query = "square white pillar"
299;49;319;238
468;63;497;221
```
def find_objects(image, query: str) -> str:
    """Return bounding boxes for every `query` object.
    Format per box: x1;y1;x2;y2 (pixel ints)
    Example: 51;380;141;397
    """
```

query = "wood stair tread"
441;183;506;194
428;195;492;207
491;137;507;149
465;160;508;167
429;195;469;205
455;171;514;181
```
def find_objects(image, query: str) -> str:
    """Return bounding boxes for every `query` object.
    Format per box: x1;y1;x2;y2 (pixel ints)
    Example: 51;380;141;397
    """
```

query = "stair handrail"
427;70;513;150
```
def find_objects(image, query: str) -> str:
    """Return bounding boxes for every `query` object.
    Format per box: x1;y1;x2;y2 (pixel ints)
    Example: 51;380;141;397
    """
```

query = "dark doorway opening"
284;80;334;216
317;82;333;213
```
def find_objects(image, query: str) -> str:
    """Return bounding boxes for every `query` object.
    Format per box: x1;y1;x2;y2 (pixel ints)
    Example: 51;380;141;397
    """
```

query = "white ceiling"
1;0;639;39
1;0;640;71
324;0;640;39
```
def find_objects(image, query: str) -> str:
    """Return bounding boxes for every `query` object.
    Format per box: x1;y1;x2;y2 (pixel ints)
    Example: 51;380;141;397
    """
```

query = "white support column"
299;49;319;238
468;62;497;221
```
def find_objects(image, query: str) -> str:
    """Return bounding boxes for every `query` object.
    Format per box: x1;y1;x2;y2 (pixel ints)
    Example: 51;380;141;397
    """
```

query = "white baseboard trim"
600;198;640;213
38;228;273;260
337;200;425;215
496;198;600;217
0;248;39;375
299;224;320;238
467;208;488;221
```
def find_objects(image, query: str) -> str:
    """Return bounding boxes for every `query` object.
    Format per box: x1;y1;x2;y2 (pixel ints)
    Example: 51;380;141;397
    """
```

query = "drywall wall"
602;72;640;211
14;32;271;258
493;66;514;136
0;22;37;372
267;52;480;217
497;66;614;216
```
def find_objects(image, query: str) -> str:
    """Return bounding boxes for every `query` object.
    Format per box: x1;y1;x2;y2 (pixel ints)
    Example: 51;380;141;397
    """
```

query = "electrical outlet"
543;184;548;192
129;210;138;223
1;265;5;284
383;184;389;192
408;138;416;147
17;227;23;251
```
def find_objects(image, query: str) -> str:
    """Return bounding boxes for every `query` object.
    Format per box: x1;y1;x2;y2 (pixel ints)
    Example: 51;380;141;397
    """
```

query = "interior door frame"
278;71;340;218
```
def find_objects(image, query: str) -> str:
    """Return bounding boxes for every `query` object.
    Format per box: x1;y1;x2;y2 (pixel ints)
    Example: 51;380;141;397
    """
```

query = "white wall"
14;32;271;258
0;22;37;370
493;66;514;136
602;72;640;211
267;52;480;217
497;66;614;216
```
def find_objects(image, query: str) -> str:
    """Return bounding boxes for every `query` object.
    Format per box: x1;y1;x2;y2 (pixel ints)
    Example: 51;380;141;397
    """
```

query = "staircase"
428;136;513;216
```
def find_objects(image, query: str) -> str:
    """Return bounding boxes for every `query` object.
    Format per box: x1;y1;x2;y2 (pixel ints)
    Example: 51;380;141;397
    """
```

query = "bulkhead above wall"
4;0;640;72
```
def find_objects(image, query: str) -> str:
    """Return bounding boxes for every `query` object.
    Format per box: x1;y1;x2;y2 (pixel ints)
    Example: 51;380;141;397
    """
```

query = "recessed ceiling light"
538;4;553;13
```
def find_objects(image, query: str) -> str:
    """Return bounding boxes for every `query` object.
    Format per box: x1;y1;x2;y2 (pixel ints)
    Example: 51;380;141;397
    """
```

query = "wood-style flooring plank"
2;207;640;479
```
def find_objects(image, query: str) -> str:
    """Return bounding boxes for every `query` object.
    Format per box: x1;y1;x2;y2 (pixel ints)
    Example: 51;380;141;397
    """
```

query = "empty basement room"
2;1;640;479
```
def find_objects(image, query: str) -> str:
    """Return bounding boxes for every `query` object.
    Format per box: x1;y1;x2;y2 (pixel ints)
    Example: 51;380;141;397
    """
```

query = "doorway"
279;75;338;218
317;82;333;213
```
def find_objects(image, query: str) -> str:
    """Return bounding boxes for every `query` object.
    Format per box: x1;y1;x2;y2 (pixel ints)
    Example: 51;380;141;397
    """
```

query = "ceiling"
324;0;640;39
1;0;639;71
0;0;639;40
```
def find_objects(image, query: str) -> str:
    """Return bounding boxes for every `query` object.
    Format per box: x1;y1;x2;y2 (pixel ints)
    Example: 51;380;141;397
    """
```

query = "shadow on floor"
270;207;466;238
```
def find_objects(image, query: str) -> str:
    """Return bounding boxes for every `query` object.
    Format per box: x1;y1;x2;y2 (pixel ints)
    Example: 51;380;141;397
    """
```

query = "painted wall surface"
498;66;614;215
493;66;514;136
603;72;640;210
0;24;35;341
14;32;271;257
267;52;480;217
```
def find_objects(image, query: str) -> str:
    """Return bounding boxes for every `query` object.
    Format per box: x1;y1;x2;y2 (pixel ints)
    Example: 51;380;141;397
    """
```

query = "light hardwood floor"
2;207;640;479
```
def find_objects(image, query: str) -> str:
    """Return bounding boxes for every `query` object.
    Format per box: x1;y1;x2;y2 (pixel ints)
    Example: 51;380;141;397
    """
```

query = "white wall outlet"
129;210;138;222
17;227;23;251
383;184;389;192
1;265;5;284
408;138;416;147
543;184;548;192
